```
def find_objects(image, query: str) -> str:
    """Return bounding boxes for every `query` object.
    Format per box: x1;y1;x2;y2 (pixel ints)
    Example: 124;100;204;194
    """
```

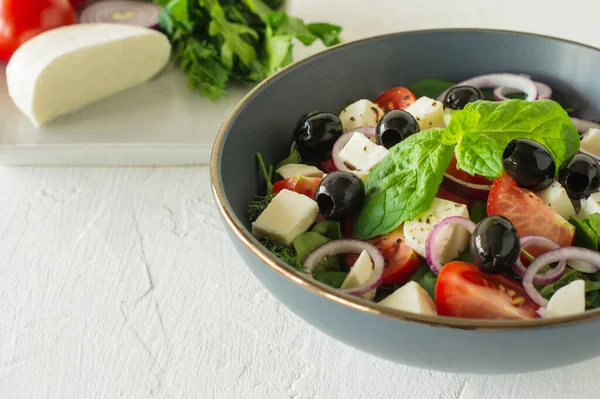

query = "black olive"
443;85;484;110
293;112;343;160
315;171;365;220
557;153;600;199
470;216;520;274
502;139;555;190
375;110;420;149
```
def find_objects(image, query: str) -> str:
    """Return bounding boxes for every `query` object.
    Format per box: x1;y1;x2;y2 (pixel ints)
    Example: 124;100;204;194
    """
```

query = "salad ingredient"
578;192;600;219
378;281;437;315
570;117;600;133
69;0;88;9
404;96;445;130
80;1;161;28
370;226;421;285
409;264;438;300
0;0;77;63
443;85;484;110
424;215;476;274
252;189;318;246
557;153;600;199
340;250;377;300
436;73;538;102
538;267;600;309
339;100;384;132
442;157;492;202
534;181;576;220
273;176;322;199
276;163;324;179
494;81;552;101
338;132;388;172
315;172;365;220
275;142;302;170
436;261;539;319
543;280;585;317
580;128;600;159
374;87;417;112
261;239;302;270
502;139;555;190
247;153;275;222
294;112;343;160
513;235;566;284
6;24;171;127
375;110;420;149
487;174;574;252
567;214;600;272
470;215;520;274
469;201;487;223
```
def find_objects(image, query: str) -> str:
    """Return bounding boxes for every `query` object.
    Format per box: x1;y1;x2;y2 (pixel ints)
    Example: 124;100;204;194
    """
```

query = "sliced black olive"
293;112;343;160
557;153;600;199
375;110;420;149
502;139;555;190
443;85;484;110
315;171;365;220
470;215;520;274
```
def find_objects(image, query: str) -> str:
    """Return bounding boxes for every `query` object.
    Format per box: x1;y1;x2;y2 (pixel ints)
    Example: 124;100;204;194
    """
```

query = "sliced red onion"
303;239;384;296
513;236;566;285
493;81;552;101
522;247;600;307
571;117;600;133
331;127;376;172
425;216;476;275
437;73;538;103
80;1;162;28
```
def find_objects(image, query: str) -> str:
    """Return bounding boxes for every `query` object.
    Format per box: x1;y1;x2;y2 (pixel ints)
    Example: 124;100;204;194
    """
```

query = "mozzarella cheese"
405;96;445;131
338;132;388;172
7;24;171;127
578;191;600;220
340;250;376;300
544;280;585;317
581;128;600;159
252;189;318;247
339;99;384;132
276;163;324;179
403;198;470;261
534;181;576;220
378;281;437;315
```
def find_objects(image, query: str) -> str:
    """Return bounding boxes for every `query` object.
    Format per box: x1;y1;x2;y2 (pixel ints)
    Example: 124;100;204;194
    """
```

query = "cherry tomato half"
374;87;417;112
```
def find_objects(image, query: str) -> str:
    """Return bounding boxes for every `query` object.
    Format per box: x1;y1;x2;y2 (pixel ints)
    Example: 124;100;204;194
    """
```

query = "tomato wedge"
374;87;417;112
273;176;322;199
446;154;492;186
436;261;538;319
487;174;574;253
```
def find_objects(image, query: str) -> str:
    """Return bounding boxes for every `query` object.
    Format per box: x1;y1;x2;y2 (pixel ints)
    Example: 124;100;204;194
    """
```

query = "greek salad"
248;73;600;320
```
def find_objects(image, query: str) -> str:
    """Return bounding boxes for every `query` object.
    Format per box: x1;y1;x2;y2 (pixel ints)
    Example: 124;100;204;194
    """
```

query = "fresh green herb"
158;0;342;100
538;268;600;309
569;216;599;250
247;153;275;221
311;221;342;240
588;213;600;236
410;263;438;300
275;142;302;170
294;227;344;272
455;250;474;263
407;78;454;99
313;270;348;288
260;239;303;270
469;201;487;223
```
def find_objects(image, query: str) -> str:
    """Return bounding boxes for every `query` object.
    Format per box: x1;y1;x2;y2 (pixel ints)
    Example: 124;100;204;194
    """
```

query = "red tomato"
374;87;417;111
69;0;87;10
320;159;337;174
436;186;471;208
273;176;322;199
367;226;422;285
487;174;574;253
0;0;77;63
446;154;492;186
436;261;538;319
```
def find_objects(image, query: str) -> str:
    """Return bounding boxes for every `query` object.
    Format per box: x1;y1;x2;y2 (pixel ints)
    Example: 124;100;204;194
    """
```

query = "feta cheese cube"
338;132;388;172
276;163;324;179
577;191;600;220
405;96;445;131
581;128;600;159
339;99;384;132
534;181;576;220
341;250;376;300
378;281;437;315
543;280;585;318
252;189;318;247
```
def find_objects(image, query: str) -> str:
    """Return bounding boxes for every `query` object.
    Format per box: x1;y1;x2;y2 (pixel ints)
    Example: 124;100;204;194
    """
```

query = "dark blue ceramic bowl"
211;29;600;374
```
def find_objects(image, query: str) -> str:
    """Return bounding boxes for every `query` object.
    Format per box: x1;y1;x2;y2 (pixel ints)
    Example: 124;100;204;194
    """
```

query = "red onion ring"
513;236;566;285
80;1;162;28
331;127;376;172
425;216;476;275
571;117;600;133
522;247;600;307
493;81;552;101
303;239;384;296
437;73;538;103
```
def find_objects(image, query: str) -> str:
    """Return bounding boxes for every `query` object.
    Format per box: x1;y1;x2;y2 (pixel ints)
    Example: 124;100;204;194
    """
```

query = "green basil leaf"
311;221;342;240
407;78;454;99
353;128;455;239
307;23;343;47
313;270;348;289
275;142;302;170
589;213;600;236
569;217;599;250
293;231;343;272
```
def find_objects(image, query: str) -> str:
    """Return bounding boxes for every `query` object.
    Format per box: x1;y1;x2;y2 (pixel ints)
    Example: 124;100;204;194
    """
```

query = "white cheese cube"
276;163;324;179
443;109;453;127
534;181;576;220
543;280;585;318
340;250;376;300
252;189;318;247
338;132;388;172
339;99;384;132
378;281;437;315
577;192;600;220
403;198;470;262
581;128;600;160
405;96;445;131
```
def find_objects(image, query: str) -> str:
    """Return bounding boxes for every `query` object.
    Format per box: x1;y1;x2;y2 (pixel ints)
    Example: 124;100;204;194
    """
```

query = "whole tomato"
0;0;77;63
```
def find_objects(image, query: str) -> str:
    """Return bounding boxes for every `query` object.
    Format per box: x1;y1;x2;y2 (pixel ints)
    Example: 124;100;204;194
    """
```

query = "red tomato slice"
436;261;538;319
374;87;417;111
320;158;337;174
446;154;492;186
367;226;421;285
487;174;574;253
436;186;472;208
273;176;322;199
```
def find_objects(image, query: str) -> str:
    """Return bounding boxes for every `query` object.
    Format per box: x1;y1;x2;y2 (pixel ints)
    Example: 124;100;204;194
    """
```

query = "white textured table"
2;1;600;398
